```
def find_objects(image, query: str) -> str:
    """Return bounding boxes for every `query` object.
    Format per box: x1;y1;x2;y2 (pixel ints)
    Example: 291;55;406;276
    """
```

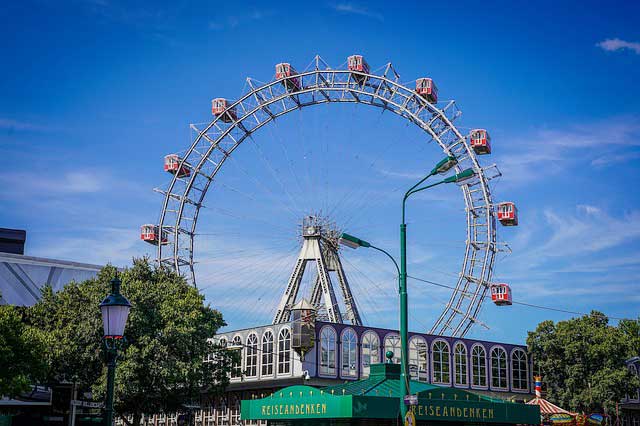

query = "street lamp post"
99;275;132;426
340;156;475;424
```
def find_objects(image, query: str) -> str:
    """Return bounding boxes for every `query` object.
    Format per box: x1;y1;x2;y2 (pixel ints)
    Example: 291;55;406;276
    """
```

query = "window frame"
340;328;358;379
409;336;429;382
245;333;259;378
360;331;380;378
431;339;451;385
277;327;292;376
471;344;488;389
490;346;508;390
510;348;529;392
453;341;468;387
384;333;401;365
319;326;337;377
261;330;274;377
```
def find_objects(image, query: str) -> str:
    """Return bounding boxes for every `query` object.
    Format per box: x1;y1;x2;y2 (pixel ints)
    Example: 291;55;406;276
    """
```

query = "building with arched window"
130;321;534;425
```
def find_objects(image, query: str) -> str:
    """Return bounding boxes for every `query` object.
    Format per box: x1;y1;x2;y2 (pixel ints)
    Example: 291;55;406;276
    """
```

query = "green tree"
527;311;640;414
26;259;235;426
0;303;46;398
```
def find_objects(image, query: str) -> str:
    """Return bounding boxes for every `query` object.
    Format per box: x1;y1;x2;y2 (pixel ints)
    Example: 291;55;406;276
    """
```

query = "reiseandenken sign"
241;385;540;424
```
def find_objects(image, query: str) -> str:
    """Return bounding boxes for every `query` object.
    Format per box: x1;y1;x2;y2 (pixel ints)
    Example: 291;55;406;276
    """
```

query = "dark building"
0;228;26;255
620;357;640;426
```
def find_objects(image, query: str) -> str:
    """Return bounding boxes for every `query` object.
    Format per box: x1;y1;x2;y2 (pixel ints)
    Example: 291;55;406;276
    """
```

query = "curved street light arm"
369;245;400;280
402;178;446;223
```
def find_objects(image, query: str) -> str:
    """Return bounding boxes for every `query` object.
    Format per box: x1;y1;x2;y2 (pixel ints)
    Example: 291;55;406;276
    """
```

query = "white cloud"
208;10;274;31
541;207;640;257
331;3;384;21
0;170;108;196
504;205;640;269
496;116;640;186
597;38;640;55
591;152;640;167
0;118;50;132
576;204;601;216
29;227;140;267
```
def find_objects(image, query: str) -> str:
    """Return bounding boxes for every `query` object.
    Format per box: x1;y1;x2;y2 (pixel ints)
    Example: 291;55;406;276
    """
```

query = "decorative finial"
385;351;394;363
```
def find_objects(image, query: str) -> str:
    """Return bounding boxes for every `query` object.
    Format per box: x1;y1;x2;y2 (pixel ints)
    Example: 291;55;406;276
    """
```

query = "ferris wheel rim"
155;57;502;337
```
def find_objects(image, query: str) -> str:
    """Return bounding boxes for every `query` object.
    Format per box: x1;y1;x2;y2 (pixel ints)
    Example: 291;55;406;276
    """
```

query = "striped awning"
527;397;576;416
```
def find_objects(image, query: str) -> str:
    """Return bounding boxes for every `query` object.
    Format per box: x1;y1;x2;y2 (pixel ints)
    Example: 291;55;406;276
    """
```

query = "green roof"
241;364;541;423
324;363;507;404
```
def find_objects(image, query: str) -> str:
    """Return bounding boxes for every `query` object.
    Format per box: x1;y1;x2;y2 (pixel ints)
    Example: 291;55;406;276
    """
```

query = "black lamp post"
99;275;131;426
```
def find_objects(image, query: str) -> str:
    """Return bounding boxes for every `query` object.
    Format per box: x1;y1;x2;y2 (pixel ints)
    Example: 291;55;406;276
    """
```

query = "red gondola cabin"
416;78;438;104
140;224;167;245
497;202;518;226
275;63;301;92
347;55;369;84
211;98;237;123
164;154;190;178
470;129;491;155
490;284;512;306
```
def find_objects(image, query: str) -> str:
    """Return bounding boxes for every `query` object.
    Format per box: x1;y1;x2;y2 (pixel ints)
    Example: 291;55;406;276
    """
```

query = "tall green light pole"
340;156;475;423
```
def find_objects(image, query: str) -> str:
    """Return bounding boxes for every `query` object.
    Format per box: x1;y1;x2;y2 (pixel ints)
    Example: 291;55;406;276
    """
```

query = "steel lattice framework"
155;55;508;338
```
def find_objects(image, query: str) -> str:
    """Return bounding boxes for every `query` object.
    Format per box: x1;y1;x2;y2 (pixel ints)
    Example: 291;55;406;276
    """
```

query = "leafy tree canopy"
527;311;640;414
25;258;235;426
0;302;47;398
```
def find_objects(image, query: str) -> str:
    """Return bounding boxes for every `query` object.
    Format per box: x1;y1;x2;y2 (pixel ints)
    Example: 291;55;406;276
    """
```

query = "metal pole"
399;175;445;422
399;221;409;422
104;346;117;426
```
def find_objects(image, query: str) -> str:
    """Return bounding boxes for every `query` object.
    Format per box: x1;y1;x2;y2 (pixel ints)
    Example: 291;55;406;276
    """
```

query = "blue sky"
1;0;639;343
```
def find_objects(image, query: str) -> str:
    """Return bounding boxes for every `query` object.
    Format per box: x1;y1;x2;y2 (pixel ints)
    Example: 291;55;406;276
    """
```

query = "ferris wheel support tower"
272;216;362;326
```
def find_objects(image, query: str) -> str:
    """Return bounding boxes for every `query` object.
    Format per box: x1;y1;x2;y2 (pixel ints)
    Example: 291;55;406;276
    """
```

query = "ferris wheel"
140;55;518;338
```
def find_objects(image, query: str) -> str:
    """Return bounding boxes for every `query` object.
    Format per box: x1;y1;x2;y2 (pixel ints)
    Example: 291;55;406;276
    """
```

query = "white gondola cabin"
164;154;190;178
140;224;167;245
416;78;438;104
347;55;369;84
497;202;518;226
470;129;492;155
211;98;237;123
275;63;301;92
490;284;512;306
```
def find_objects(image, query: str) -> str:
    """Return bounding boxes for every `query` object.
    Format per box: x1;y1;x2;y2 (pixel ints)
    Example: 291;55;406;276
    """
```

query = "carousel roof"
527;397;576;415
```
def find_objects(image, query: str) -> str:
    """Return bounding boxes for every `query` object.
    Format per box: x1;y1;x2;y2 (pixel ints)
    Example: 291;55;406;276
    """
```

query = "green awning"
241;385;397;420
241;364;540;424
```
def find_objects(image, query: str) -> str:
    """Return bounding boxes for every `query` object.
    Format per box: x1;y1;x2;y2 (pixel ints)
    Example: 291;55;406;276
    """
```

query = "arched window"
320;327;337;375
384;334;401;364
454;342;468;386
245;333;258;378
491;347;508;389
361;331;380;378
261;331;274;376
341;328;358;378
409;337;428;382
511;349;529;391
216;396;228;425
471;345;487;387
432;340;451;384
230;335;242;378
277;328;291;374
